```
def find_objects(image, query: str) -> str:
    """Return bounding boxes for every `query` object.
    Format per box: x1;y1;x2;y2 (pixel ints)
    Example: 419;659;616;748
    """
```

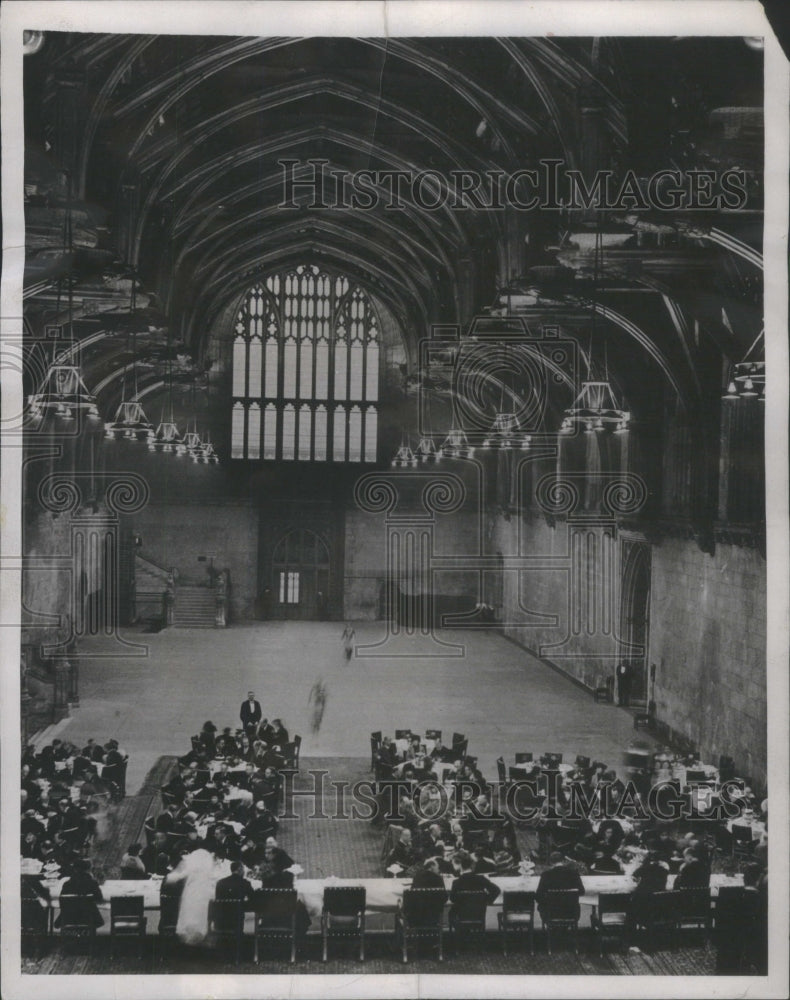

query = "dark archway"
270;527;331;621
619;540;651;707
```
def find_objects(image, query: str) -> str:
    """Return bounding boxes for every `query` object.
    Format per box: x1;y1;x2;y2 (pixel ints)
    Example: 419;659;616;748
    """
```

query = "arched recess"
618;538;652;707
270;527;331;621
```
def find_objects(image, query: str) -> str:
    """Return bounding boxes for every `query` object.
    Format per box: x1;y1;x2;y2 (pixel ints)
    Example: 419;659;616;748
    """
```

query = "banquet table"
38;871;744;936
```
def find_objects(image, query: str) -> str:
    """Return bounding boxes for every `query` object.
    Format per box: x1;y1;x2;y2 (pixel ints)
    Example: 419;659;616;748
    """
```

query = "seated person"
589;851;623;874
628;851;670;932
429;738;455;763
141;832;170;874
448;850;500;925
386;828;420;875
596;821;624;856
54;858;104;929
410;857;447;891
119;842;147;878
257;837;294;884
673;848;710;889
252;866;311;939
245;801;279;842
470;844;498;875
263;719;288;748
374;737;399;779
215;728;239;758
252;766;281;812
535;852;584;920
215;859;254;903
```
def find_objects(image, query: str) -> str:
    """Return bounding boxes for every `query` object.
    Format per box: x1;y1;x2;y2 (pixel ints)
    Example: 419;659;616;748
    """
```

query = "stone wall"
132;501;259;620
650;537;767;788
495;511;767;788
343;506;484;620
495;514;624;690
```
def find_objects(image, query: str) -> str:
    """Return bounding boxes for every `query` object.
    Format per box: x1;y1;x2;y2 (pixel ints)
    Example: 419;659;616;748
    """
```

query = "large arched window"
230;265;380;462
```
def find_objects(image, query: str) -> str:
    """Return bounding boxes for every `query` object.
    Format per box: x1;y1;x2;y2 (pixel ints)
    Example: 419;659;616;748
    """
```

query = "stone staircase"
172;584;217;628
134;555;169;623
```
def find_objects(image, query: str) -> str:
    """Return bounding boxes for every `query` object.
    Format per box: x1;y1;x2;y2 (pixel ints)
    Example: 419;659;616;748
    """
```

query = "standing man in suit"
240;692;263;738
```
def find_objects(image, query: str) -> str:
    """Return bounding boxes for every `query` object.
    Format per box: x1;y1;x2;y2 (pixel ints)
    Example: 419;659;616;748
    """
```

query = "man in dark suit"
411;858;447;890
535;852;585;919
215;860;254;902
55;858;104;928
448;851;499;929
240;692;263;737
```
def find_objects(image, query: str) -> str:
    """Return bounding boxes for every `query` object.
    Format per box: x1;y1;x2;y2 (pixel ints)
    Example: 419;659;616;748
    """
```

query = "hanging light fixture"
559;380;630;435
415;436;438;462
147;408;182;453
722;330;765;401
391;436;418;468
29;363;101;422
440;426;474;459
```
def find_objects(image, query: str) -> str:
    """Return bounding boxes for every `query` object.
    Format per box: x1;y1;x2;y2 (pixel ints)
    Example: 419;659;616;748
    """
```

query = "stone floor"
48;621;655;794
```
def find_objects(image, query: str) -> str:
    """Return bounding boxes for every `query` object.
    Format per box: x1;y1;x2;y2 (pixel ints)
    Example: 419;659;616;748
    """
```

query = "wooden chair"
634;889;680;950
575;755;591;771
21;897;50;957
675;887;712;945
514;752;533;765
451;732;466;748
157;894;180;938
396;888;447;962
394;729;411;740
731;823;754;860
498;890;535;955
208;898;246;965
540;889;580;954
590;891;631;954
448;890;488;951
321;886;366;962
253;888;298;964
425;729;442;741
110;895;147;956
57;893;99;953
496;756;508;786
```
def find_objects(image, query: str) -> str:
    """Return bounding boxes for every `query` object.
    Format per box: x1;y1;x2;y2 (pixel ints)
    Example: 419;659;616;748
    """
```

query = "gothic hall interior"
12;27;772;979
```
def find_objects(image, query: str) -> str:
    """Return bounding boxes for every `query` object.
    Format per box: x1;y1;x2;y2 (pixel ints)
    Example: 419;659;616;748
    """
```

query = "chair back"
110;895;144;919
451;889;488;926
22;898;48;933
731;824;754;844
158;894;180;934
543;752;563;768
59;893;96;929
541;889;580;922
402;888;447;927
496;757;507;784
716;885;746;910
253;888;297;928
597;891;631;916
514;752;533;764
370;730;382;743
575;755;591;770
502;890;535;917
322;886;366;917
209;897;245;934
451;732;466;747
425;729;442;741
394;729;411;740
649;889;680;923
675;887;710;920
